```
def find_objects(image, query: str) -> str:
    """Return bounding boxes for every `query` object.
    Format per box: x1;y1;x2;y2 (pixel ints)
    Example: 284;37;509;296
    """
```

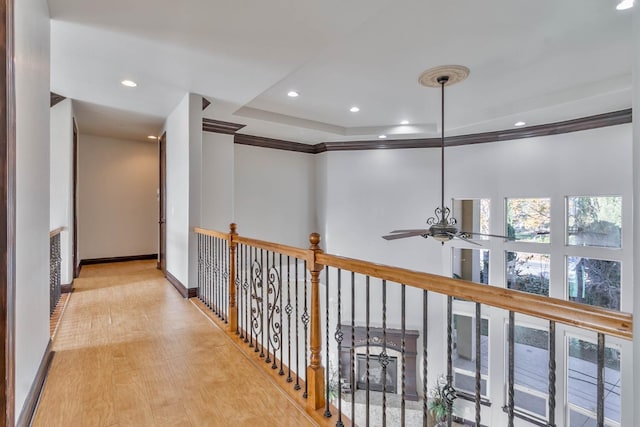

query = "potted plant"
428;375;456;426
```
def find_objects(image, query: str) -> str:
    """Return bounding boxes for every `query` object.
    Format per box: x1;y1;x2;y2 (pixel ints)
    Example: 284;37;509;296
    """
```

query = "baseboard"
165;270;197;298
16;340;54;427
80;253;158;266
60;280;74;293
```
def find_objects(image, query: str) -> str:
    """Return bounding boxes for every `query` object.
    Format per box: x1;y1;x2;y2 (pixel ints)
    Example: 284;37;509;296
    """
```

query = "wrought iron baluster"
507;311;515;427
350;272;356;425
260;249;265;357
279;253;284;375
197;234;202;302
401;284;406;427
423;290;428;427
303;260;309;399
366;275;370;426
446;295;454;427
597;333;605;427
244;244;250;343
286;256;292;382
217;237;222;317
380;279;388;427
335;268;344;427
548;321;556;427
238;244;244;339
475;302;482;426
224;239;229;323
324;266;332;418
294;259;301;390
266;251;273;364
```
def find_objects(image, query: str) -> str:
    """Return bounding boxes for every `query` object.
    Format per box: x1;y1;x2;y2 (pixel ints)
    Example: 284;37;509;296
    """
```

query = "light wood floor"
33;261;316;427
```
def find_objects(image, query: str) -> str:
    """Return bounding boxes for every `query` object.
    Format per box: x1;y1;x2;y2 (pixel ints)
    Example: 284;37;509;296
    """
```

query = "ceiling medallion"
418;65;469;88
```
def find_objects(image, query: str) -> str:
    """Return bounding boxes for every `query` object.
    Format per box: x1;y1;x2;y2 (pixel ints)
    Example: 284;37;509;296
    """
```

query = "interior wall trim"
15;340;53;427
165;270;196;298
234;133;317;153
79;254;158;266
2;0;17;424
202;97;211;111
202;118;246;135
60;281;74;294
49;92;65;108
209;108;632;154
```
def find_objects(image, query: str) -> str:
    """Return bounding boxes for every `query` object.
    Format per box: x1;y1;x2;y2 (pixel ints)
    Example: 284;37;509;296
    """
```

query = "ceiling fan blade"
382;230;429;240
454;233;482;246
459;231;514;240
388;229;430;234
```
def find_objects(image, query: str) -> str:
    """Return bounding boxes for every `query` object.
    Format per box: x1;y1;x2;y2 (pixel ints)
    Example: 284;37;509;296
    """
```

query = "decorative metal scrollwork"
378;350;390;368
426;206;457;226
334;327;344;344
267;266;282;353
250;260;263;338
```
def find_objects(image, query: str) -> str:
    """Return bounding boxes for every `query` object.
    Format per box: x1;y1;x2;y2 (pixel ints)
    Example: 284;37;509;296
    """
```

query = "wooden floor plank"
33;261;316;427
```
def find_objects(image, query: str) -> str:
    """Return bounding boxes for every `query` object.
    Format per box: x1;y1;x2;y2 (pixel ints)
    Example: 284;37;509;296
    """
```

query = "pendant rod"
438;76;449;218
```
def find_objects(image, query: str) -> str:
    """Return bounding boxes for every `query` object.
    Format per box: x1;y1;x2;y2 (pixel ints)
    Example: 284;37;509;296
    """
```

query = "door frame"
72;119;78;277
1;0;17;424
158;132;166;273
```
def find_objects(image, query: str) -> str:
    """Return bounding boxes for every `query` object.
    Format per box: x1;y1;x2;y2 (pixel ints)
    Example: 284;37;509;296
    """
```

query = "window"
452;248;489;284
506;251;550;296
453;315;489;397
506;198;550;243
510;324;550;419
567;337;620;426
567;196;621;248
452;199;490;239
567;257;621;311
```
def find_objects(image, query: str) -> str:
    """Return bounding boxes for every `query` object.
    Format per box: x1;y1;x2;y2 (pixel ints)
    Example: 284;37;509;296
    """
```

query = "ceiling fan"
383;65;513;246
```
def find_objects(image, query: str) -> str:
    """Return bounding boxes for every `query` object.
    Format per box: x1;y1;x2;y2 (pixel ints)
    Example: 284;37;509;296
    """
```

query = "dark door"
158;132;166;273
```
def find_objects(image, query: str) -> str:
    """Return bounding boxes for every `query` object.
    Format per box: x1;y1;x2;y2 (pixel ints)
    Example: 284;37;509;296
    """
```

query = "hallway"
33;261;316;426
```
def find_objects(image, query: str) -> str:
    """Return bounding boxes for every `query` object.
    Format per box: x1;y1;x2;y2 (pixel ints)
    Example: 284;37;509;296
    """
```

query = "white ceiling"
49;0;634;144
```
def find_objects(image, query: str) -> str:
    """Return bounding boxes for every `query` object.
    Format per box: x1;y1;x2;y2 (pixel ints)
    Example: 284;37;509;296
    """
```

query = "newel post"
306;232;326;411
228;223;238;333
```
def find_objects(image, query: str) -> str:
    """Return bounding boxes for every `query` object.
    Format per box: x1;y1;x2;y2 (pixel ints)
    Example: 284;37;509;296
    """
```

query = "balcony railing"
49;227;63;316
194;224;632;427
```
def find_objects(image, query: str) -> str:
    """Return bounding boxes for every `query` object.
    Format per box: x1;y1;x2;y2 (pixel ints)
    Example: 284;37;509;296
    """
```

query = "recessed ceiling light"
400;120;409;125
350;106;360;113
378;135;387;139
121;79;137;87
147;135;157;140
287;91;299;97
616;0;634;10
514;121;526;127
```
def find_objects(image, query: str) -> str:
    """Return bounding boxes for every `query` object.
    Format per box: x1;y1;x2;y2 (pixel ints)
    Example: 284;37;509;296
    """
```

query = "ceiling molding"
314;108;632;153
213;109;631;155
202;98;211;111
202;118;246;135
50;92;66;108
234;133;317;154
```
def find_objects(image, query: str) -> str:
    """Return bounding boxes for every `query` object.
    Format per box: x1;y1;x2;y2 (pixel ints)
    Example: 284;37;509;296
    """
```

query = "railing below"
49;227;64;316
194;224;633;427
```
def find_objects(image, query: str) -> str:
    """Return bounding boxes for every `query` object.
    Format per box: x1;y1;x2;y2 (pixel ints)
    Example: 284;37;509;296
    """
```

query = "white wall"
14;0;51;417
78;134;158;260
234;145;316;247
201;132;234;231
163;93;202;288
50;99;74;284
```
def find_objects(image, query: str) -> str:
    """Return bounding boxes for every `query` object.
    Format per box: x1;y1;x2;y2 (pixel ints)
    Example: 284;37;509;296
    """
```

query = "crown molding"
234;133;317;154
205;108;631;154
202;118;246;135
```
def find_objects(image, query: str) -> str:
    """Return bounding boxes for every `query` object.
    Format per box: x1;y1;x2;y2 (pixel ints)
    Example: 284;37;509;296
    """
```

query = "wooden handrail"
194;227;229;240
316;252;632;340
193;225;633;341
49;226;65;238
234;235;309;260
